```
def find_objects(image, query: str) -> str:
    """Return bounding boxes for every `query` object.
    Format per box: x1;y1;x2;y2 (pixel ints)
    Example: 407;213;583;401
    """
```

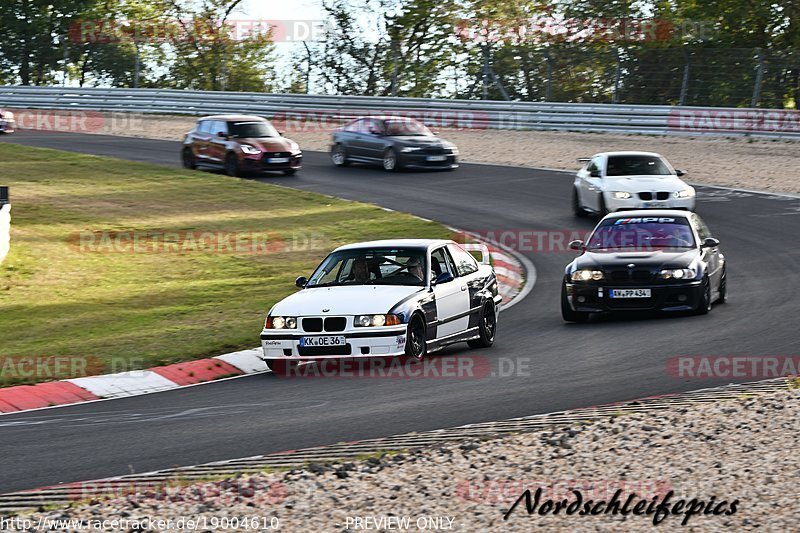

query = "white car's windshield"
588;217;695;250
606;155;672;176
308;248;427;287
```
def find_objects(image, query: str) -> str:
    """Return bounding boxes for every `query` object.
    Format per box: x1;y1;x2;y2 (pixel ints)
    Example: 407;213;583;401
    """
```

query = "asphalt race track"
2;130;800;494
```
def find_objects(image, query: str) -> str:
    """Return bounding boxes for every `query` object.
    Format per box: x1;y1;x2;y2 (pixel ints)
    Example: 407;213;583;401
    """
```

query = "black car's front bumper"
565;280;704;313
399;152;458;170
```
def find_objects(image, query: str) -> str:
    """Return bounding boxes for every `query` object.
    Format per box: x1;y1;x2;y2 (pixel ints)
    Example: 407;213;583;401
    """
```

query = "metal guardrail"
0;86;798;139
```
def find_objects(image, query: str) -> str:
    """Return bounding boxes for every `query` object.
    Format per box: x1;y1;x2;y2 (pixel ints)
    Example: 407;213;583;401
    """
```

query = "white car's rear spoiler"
461;243;491;265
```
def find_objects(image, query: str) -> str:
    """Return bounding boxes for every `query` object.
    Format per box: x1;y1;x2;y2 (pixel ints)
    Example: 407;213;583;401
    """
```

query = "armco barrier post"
0;186;9;265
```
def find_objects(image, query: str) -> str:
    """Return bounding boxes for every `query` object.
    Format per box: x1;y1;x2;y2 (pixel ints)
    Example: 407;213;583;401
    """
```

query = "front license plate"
610;288;651;298
426;155;446;162
300;336;346;347
267;157;290;163
643;202;667;208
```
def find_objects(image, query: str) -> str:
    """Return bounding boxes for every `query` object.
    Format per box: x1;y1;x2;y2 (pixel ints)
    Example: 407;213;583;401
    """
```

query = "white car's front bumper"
260;325;408;361
605;195;695;212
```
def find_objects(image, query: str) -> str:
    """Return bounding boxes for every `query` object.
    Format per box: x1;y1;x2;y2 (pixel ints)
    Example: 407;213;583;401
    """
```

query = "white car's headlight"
446;146;459;155
289;141;300;153
265;316;297;329
659;268;697;280
354;314;401;327
240;144;262;155
612;191;632;199
571;269;604;282
400;147;422;153
674;188;695;199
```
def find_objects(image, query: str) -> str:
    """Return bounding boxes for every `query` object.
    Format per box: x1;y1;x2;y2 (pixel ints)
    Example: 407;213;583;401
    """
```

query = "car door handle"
461;285;467;291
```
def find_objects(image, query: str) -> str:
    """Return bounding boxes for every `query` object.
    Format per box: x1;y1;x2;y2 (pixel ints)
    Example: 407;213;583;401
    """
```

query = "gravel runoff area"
8;387;797;531
28;109;800;195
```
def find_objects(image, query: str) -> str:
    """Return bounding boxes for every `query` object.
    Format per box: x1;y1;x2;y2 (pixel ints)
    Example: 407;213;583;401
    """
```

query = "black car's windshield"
606;155;672;176
307;248;427;287
587;216;695;250
229;121;279;138
384;119;433;137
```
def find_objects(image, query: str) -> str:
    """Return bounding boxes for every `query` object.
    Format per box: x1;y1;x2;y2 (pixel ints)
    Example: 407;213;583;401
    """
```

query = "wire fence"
479;47;800;108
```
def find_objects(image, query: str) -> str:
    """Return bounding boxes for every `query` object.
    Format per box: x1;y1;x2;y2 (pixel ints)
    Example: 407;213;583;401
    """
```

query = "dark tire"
224;153;241;177
382;148;399;171
717;268;727;303
598;194;609;218
404;314;427;361
694;275;712;315
561;284;590;323
572;187;588;217
468;301;497;349
331;144;349;166
182;148;197;170
282;168;297;176
266;359;298;376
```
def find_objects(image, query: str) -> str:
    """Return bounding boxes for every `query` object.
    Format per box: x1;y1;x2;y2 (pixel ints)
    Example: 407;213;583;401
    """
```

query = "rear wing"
461;243;491;265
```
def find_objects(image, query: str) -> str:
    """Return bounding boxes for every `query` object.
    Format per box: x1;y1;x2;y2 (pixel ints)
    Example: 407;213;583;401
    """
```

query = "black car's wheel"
331;144;349;166
717;267;727;303
694;275;713;315
266;359;298;376
224;153;241;177
182;148;197;170
404;314;427;361
282;168;297;176
468;301;497;349
572;187;588;218
383;148;398;171
561;284;590;323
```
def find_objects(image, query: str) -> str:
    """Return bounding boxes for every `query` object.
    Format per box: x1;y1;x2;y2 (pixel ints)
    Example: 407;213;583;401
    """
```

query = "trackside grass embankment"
0;144;450;386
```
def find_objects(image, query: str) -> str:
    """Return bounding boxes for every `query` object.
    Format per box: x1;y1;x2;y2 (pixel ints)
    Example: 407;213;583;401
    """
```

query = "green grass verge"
0;144;451;386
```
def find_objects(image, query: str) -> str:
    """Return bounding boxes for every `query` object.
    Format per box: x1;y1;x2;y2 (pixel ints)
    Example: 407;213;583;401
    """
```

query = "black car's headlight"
354;314;401;327
571;269;604;282
659;268;697;280
265;316;297;329
400;147;422;153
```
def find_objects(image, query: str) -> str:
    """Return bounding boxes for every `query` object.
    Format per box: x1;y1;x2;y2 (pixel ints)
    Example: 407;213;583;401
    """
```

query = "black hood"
573;248;699;271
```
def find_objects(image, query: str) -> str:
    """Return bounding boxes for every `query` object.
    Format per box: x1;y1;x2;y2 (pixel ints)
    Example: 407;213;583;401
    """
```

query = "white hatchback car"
260;239;501;374
573;152;695;216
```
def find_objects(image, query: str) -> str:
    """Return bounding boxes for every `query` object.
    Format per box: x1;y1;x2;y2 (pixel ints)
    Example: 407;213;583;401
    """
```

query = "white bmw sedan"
572;151;696;216
260;239;501;374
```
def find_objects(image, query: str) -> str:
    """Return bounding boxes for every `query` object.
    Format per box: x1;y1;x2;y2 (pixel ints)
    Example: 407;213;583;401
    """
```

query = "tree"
160;0;276;91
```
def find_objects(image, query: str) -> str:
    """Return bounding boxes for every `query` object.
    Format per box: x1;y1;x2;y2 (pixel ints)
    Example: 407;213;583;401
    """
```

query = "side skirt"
426;326;480;353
